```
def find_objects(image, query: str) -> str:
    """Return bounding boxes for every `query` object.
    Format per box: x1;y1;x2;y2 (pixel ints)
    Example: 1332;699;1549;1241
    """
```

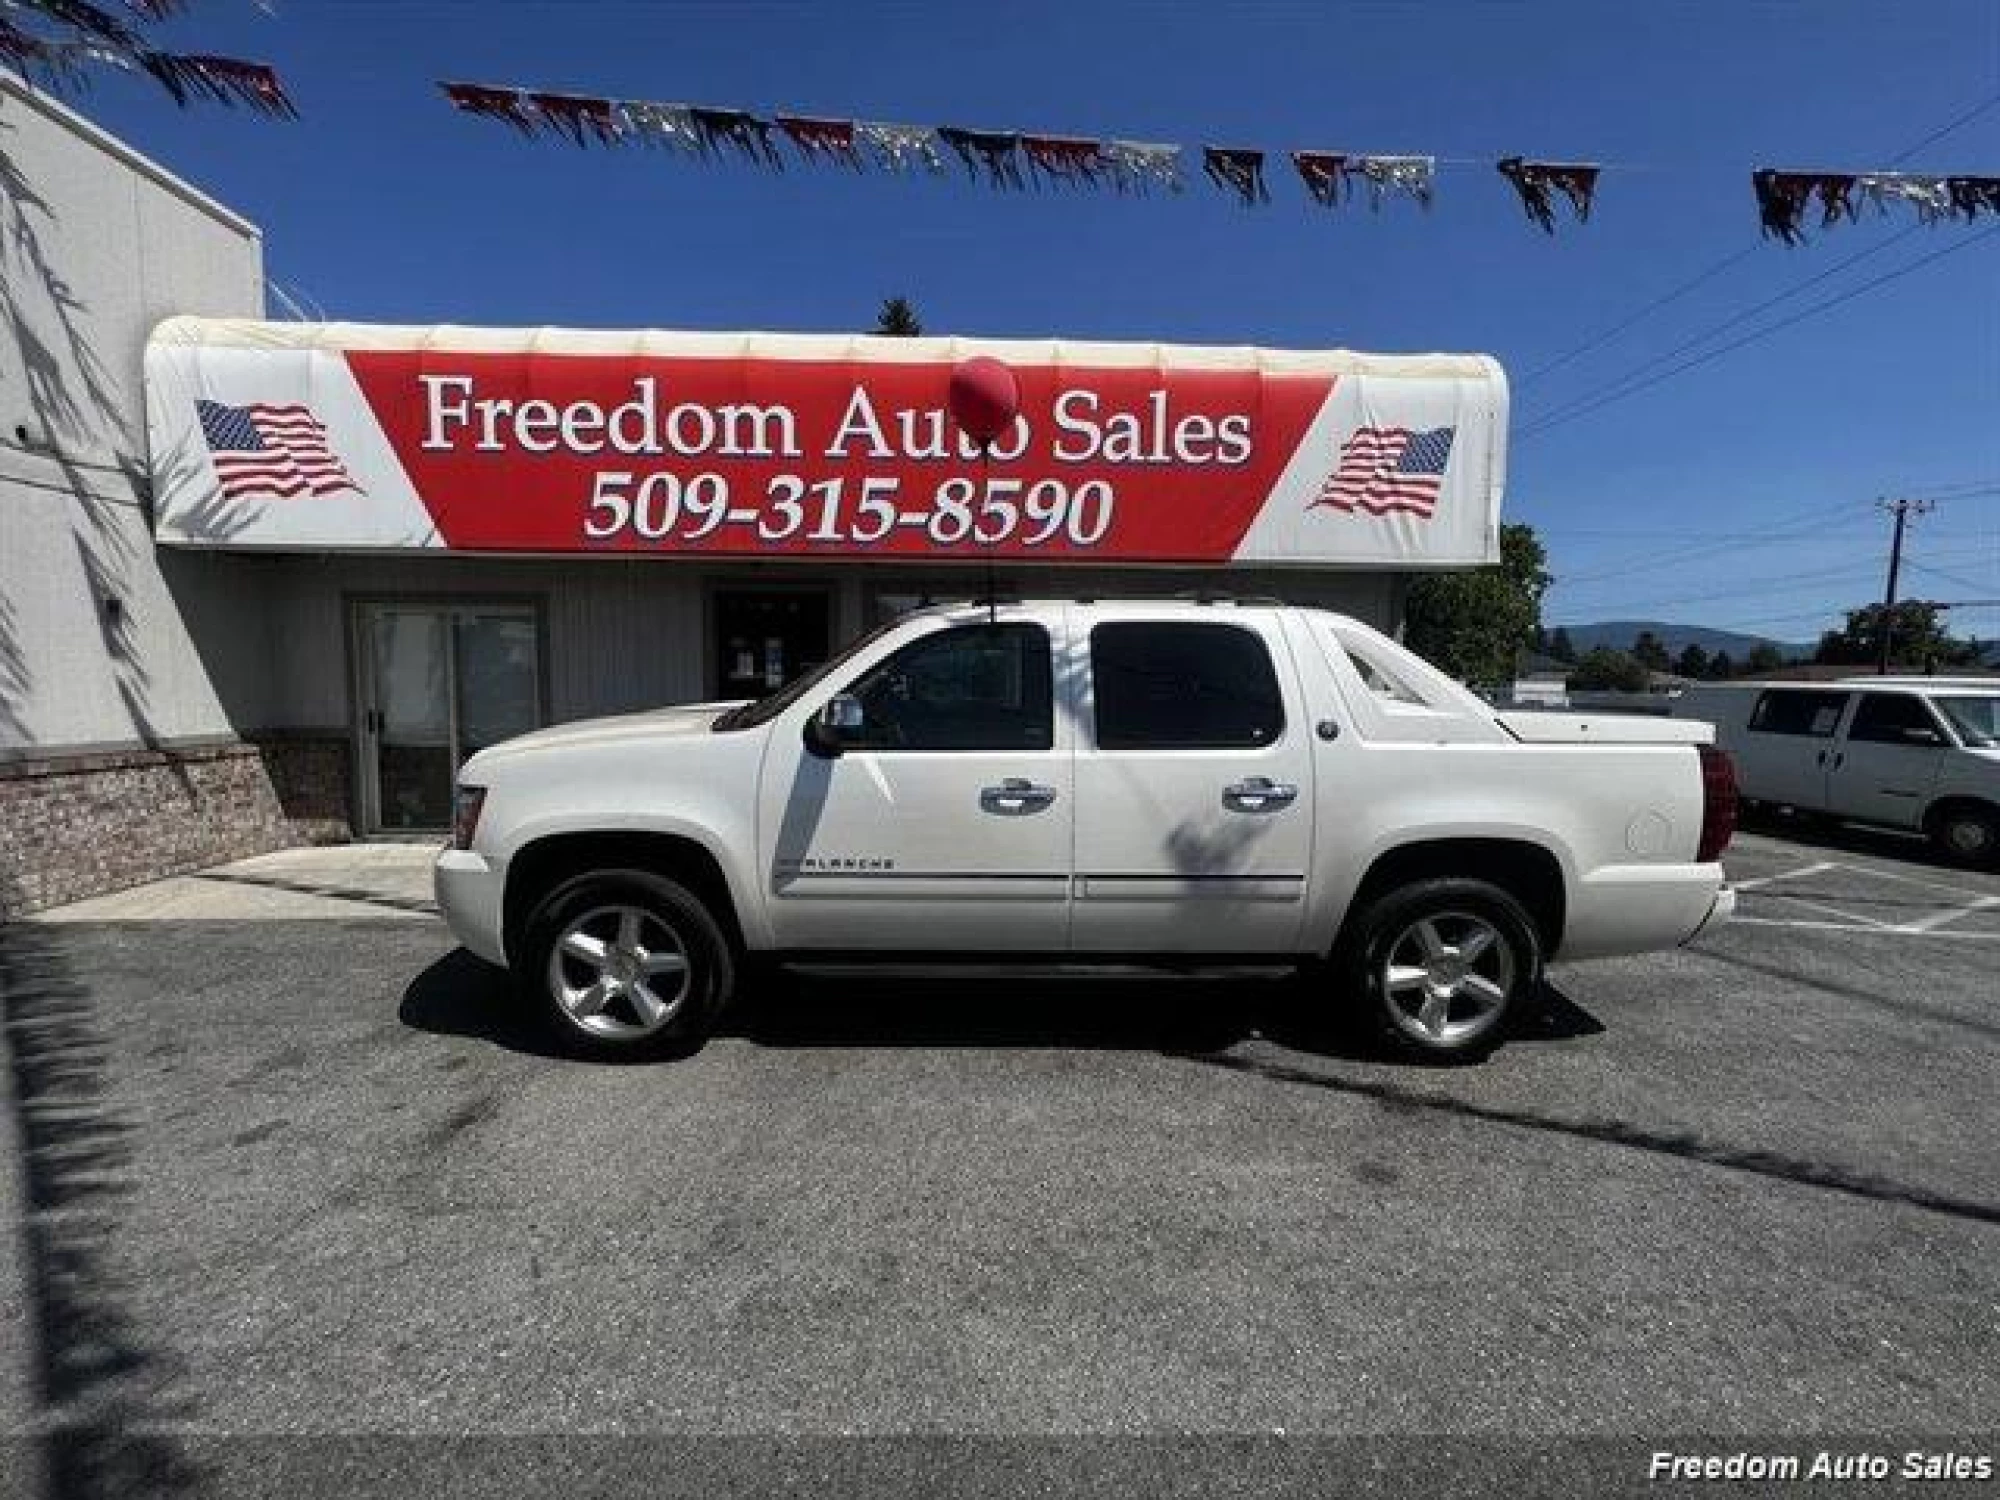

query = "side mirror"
1900;726;1944;747
805;694;864;758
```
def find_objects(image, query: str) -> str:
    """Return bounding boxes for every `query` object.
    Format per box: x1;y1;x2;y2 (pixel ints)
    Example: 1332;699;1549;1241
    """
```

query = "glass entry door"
712;589;831;701
355;603;542;833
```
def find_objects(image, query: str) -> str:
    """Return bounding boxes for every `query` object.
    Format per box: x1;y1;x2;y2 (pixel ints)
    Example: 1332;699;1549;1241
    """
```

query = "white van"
1672;678;2000;863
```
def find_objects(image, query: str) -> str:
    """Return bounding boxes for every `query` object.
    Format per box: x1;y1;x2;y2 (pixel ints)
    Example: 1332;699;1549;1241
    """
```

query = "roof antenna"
947;356;1020;628
983;445;997;625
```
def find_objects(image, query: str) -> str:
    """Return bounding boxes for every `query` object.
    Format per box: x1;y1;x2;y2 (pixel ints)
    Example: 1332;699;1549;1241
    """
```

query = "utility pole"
1874;496;1934;674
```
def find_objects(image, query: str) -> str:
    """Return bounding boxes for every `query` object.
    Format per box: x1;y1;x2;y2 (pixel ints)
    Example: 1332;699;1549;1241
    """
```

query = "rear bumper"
1683;883;1737;945
1559;864;1732;961
434;849;508;967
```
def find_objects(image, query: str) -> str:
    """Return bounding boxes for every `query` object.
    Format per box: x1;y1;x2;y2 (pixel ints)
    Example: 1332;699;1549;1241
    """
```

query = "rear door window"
1748;690;1849;738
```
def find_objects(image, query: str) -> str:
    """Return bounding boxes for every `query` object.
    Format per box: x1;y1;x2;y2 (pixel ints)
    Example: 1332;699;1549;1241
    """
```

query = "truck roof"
901;594;1318;620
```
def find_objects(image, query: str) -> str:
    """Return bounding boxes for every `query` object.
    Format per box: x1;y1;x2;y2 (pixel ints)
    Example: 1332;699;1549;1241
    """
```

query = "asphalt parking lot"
1;830;1996;1496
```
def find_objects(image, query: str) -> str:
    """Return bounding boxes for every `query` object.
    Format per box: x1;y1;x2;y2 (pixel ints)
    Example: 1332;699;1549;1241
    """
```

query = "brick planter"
0;735;354;916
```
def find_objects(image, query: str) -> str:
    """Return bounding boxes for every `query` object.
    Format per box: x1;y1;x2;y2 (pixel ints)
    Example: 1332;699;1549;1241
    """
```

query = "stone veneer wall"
0;736;352;916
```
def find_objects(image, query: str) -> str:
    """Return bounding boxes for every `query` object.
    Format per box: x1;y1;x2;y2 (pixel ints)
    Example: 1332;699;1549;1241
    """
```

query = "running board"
777;959;1302;981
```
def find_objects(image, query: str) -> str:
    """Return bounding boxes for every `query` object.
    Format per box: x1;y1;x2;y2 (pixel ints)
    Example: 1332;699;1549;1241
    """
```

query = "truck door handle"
1223;776;1298;813
980;778;1057;815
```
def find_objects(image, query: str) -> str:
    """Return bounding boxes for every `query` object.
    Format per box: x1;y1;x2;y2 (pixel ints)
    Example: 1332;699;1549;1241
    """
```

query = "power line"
1536;523;1878;540
1885;88;2000;166
1517;87;2000;428
1516;248;1759;390
1907;481;2000;500
1552;495;1879;588
1517;224;1999;442
1556;561;1885;613
1520;223;1928;438
1906;558;2000;594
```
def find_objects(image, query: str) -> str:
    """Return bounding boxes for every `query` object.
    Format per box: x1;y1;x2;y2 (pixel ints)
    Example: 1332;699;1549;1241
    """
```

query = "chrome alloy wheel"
545;904;691;1040
1380;911;1517;1048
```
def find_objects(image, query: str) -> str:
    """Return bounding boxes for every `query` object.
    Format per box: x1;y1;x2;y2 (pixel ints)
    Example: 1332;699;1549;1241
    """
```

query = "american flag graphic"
1312;425;1455;517
196;400;360;500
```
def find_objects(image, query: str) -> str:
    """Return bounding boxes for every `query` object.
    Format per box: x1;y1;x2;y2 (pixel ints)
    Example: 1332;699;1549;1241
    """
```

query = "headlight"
451;785;487;850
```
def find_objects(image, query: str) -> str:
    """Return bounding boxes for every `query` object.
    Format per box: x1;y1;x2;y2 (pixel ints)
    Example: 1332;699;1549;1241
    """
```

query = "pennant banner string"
429;80;1997;239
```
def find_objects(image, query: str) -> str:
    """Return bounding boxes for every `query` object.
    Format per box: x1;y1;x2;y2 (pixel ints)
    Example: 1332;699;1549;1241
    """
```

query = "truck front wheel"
1340;878;1542;1061
518;869;735;1058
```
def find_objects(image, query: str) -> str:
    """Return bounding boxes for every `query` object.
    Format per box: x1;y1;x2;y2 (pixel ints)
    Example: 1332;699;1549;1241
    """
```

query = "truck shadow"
398;947;1602;1065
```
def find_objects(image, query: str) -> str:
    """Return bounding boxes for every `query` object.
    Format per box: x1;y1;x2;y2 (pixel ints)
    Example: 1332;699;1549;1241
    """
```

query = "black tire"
1336;877;1542;1062
517;868;734;1059
1929;803;2000;868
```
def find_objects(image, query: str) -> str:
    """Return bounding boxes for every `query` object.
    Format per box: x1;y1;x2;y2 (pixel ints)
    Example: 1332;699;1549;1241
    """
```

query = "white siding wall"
0;77;265;755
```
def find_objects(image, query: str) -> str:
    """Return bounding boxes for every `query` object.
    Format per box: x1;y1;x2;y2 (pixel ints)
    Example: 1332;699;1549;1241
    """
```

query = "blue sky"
51;0;2000;642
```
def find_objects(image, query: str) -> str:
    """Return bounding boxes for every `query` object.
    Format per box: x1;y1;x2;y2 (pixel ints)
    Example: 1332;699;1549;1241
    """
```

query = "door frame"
346;593;550;835
701;578;836;700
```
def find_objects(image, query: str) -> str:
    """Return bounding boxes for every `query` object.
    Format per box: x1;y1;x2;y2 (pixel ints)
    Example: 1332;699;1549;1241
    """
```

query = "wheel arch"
503;830;747;965
1335;837;1568;958
1923;794;2000;853
1924;793;1999;829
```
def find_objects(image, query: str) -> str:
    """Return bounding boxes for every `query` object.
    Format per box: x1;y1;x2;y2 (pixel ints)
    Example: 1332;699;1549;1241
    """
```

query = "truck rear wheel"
518;869;734;1058
1340;878;1541;1061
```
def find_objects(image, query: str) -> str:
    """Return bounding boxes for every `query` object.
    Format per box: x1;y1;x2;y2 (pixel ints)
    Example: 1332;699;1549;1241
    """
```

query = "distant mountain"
1552;621;1815;661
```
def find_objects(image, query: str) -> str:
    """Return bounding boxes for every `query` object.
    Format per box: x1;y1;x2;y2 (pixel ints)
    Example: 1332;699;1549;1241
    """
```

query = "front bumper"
434;848;508;967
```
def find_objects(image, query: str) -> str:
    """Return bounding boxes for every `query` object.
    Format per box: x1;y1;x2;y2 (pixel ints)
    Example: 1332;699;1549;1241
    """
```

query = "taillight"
1696;745;1737;863
451;785;487;850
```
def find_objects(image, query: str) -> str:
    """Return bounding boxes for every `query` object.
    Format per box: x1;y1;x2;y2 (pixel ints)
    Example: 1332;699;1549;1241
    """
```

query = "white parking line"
1804;860;2000;906
1899;894;2000;934
1756;892;1900;929
1727;852;2000;938
1729;915;2000;941
1732;861;1837;892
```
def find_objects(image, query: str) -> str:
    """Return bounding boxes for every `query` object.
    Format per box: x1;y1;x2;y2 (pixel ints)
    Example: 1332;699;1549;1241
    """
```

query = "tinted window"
1749;690;1848;738
1847;694;1946;746
846;624;1052;751
1092;622;1284;750
1935;695;2000;747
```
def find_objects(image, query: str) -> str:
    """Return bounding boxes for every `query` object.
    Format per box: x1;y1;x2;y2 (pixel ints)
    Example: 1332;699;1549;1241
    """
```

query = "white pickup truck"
436;600;1737;1060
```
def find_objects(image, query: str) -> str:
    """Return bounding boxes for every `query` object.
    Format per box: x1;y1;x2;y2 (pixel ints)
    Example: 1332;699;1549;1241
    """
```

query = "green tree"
1745;642;1786;675
1813;601;1979;669
1404;523;1552;691
1709;649;1736;679
875;296;923;336
1675;643;1711;680
1568;647;1649;693
1547;625;1577;664
1630;631;1671;673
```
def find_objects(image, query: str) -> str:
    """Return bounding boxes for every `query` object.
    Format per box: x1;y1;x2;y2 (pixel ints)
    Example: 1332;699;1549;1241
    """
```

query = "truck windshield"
1934;695;2000;747
711;619;903;731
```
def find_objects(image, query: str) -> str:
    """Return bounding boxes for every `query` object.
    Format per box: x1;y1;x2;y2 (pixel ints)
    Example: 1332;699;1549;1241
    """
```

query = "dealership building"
0;76;1507;914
